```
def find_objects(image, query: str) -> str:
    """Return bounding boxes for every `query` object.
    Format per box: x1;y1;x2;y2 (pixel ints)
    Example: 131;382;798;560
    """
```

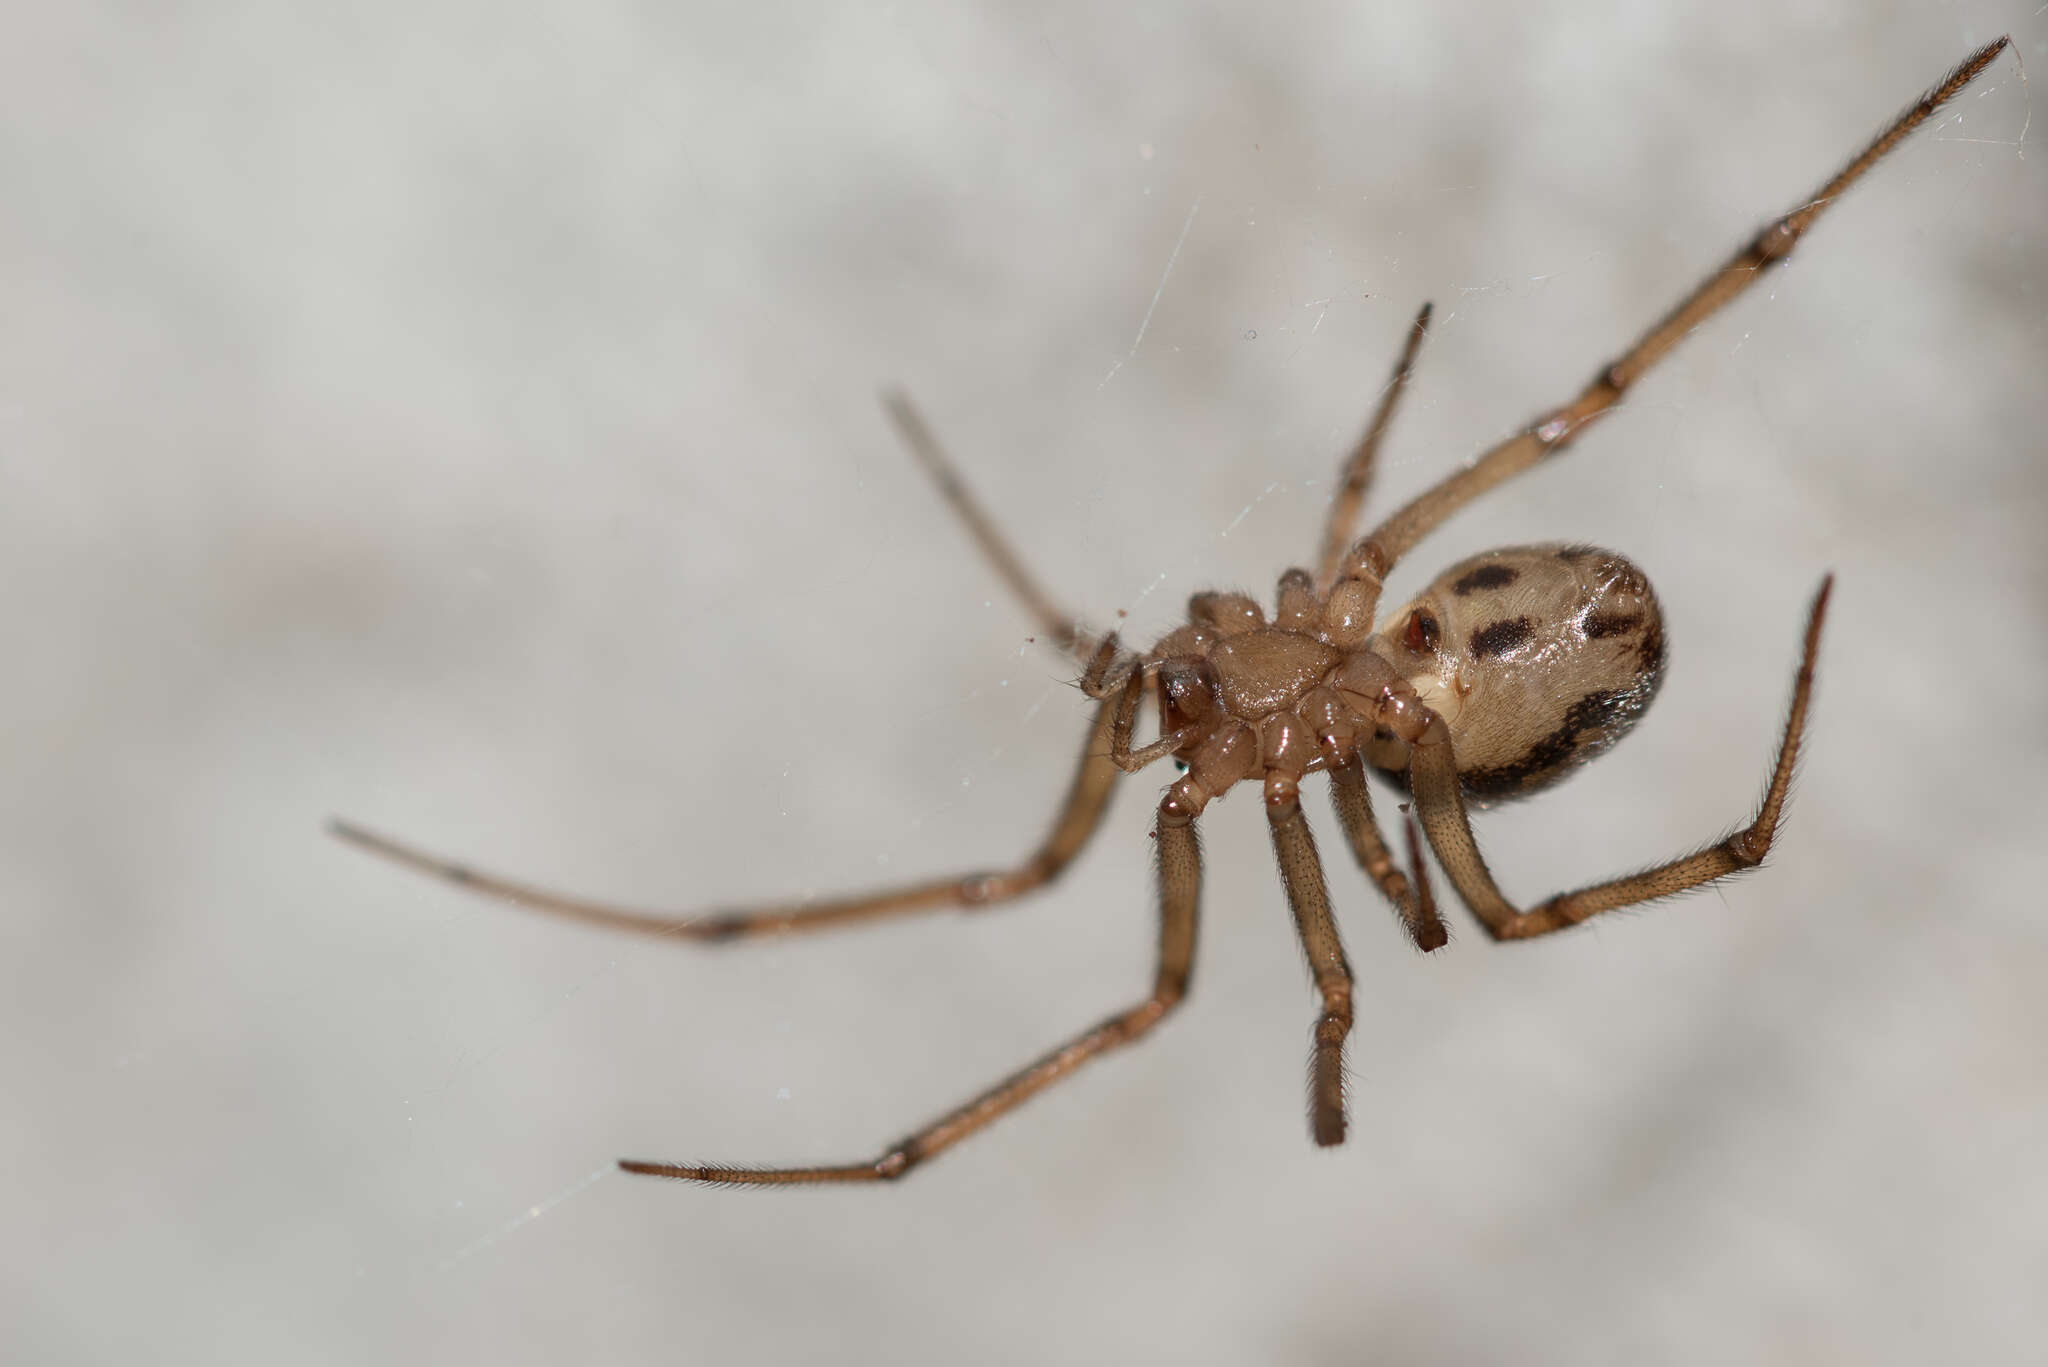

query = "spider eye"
1403;608;1440;654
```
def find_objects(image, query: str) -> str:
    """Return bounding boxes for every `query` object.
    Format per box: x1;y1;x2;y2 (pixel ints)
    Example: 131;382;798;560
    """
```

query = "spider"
335;40;2008;1186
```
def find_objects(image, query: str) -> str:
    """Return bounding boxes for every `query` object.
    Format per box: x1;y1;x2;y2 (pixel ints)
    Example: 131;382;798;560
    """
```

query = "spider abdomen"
1368;544;1667;798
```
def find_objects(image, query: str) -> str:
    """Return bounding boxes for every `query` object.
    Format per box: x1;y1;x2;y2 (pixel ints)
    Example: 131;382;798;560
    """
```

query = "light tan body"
1363;545;1666;797
332;42;2004;1186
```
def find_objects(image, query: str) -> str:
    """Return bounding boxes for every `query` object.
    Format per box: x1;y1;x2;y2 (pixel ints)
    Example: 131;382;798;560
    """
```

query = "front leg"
1337;41;2009;581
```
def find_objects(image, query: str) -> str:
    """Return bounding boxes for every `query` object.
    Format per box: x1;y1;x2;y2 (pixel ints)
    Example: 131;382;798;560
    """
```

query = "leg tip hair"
1400;812;1449;952
1962;36;2012;80
329;817;436;872
1804;574;1835;654
620;1159;724;1184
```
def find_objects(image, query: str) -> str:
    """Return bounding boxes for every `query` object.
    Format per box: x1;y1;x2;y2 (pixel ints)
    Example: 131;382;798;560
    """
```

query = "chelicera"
335;41;2007;1186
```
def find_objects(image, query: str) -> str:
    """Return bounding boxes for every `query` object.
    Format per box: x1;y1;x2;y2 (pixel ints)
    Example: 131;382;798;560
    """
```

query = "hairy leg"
1409;579;1830;940
1266;772;1356;1146
1316;301;1433;589
884;390;1089;660
1332;41;2008;591
621;784;1204;1184
1327;757;1448;951
331;688;1122;941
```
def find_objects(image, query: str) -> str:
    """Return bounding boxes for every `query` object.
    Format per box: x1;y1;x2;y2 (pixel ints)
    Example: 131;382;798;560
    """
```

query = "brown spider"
334;40;2008;1186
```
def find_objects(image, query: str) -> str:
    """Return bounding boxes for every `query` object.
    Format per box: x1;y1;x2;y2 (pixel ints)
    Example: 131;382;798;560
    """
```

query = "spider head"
1369;544;1666;799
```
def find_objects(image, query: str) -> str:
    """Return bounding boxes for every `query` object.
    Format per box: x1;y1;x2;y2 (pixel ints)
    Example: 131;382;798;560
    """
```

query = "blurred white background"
6;3;2043;1363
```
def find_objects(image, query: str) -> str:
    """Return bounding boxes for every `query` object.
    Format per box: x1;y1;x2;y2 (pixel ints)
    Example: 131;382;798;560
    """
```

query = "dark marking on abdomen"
1637;616;1667;674
1582;610;1642;639
1452;563;1519;595
1469;617;1534;658
1460;687;1639;797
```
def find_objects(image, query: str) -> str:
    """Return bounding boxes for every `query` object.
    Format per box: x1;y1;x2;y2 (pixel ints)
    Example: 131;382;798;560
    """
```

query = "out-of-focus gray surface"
6;4;2044;1363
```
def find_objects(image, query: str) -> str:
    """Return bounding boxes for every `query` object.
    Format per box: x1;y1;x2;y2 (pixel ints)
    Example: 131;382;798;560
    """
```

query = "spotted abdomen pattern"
1367;544;1666;799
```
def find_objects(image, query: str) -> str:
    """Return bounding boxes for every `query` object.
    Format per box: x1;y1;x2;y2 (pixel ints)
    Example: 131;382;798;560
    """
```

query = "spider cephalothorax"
332;40;2005;1186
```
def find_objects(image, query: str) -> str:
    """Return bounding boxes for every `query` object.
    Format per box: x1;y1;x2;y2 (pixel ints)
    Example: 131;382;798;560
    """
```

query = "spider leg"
883;389;1090;660
1266;772;1356;1146
1315;301;1432;589
1398;810;1440;934
1105;660;1183;771
1409;578;1830;941
329;688;1122;941
1334;39;2009;584
620;785;1204;1184
1327;756;1448;952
